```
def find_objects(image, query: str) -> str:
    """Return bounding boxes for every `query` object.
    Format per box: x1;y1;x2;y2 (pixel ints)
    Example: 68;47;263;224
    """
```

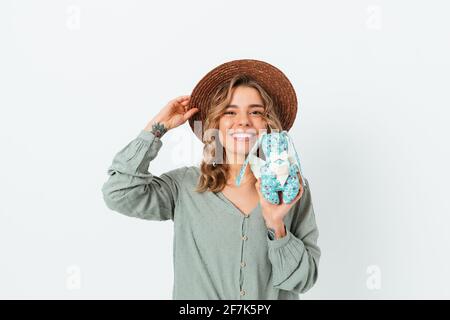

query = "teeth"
232;133;254;139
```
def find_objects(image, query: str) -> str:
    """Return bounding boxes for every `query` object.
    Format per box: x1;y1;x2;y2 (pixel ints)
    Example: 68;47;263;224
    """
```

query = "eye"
251;111;263;115
223;111;236;115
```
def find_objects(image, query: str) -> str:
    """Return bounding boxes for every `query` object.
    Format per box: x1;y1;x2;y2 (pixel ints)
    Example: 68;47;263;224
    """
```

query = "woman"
102;59;321;300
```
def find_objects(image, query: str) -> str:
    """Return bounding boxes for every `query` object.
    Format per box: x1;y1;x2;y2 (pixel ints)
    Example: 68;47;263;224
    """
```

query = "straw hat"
188;59;298;142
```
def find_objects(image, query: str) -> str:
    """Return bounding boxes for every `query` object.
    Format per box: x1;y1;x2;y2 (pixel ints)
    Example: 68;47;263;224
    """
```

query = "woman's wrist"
265;220;286;239
144;120;169;138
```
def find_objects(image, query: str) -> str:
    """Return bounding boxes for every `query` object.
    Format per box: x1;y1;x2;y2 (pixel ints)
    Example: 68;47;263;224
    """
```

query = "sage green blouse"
101;129;321;300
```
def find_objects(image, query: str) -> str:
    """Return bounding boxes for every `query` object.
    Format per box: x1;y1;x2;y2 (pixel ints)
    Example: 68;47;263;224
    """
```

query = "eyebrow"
226;104;265;109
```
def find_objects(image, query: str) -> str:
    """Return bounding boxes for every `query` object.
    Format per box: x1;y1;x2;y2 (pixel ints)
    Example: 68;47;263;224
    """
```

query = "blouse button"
240;261;246;268
242;235;248;241
240;289;246;296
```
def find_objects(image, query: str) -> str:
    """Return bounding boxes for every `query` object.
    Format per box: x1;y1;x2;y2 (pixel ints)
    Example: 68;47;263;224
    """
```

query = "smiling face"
218;85;268;164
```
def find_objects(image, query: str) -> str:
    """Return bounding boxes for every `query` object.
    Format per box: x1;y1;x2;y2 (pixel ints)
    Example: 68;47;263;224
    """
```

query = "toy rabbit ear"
235;133;266;186
282;131;306;188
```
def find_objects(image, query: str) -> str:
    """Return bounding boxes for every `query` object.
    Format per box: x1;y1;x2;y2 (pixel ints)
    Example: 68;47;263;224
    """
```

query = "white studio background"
1;0;449;299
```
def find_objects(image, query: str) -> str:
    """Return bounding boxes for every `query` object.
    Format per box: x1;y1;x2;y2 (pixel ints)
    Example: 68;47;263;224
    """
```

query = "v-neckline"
216;191;261;218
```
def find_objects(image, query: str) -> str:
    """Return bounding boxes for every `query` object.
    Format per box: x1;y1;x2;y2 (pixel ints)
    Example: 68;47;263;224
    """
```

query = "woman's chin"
235;143;251;153
225;149;250;164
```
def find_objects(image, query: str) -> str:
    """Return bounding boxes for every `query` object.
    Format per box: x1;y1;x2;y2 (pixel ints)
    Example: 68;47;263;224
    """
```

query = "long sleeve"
101;129;187;221
267;178;321;294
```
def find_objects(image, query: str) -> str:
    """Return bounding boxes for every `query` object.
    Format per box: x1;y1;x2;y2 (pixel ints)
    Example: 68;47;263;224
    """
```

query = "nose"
236;112;250;127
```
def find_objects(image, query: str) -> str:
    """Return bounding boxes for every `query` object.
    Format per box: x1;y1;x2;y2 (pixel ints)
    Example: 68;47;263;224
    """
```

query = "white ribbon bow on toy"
247;150;295;186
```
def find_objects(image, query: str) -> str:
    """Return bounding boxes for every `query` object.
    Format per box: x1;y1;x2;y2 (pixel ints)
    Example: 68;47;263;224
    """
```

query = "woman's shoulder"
184;165;201;179
163;165;200;185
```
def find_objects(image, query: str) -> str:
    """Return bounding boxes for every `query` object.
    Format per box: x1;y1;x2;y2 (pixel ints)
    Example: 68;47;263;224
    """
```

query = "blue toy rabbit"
235;130;306;205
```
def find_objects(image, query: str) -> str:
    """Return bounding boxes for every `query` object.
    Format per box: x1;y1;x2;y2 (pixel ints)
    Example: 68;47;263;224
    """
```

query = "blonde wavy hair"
195;74;283;193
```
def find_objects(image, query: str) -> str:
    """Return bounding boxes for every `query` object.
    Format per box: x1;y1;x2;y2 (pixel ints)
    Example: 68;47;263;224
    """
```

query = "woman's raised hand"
255;172;304;229
145;95;199;131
